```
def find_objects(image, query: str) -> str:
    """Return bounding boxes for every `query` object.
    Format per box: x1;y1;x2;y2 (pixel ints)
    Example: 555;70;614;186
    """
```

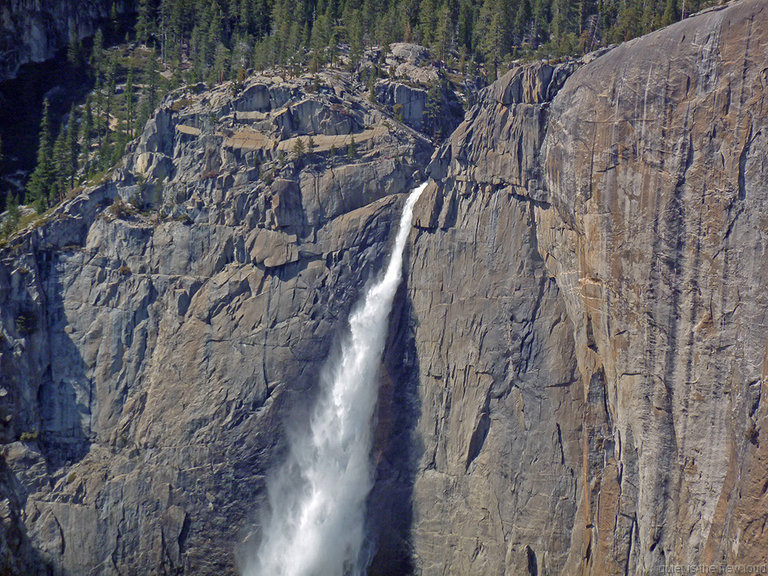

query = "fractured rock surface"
0;0;122;82
409;0;768;573
1;0;768;574
0;69;430;574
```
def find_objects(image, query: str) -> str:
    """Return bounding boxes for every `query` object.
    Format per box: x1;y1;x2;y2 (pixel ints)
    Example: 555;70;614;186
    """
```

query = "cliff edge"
1;0;767;574
410;0;768;573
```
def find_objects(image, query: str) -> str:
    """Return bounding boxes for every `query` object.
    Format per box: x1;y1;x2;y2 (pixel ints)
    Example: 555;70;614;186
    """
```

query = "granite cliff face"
0;0;123;82
540;2;768;571
0;69;431;574
410;0;768;573
2;0;768;574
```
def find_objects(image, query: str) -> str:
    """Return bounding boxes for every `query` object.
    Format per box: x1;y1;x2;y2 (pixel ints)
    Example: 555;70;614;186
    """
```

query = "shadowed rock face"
2;0;768;574
409;0;768;574
0;0;124;82
0;70;430;574
411;57;585;575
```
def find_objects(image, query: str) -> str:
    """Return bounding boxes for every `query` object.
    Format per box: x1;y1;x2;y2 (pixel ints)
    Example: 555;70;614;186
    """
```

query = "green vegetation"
20;430;39;442
122;0;721;81
15;311;37;335
26;99;55;211
293;137;306;161
5;0;721;239
7;37;171;238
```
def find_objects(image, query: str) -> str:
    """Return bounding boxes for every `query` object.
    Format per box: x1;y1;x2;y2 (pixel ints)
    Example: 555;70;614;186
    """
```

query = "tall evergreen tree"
80;96;94;177
105;55;117;129
52;123;70;199
91;28;105;76
137;0;156;45
67;28;84;70
27;99;55;209
67;105;79;189
125;67;136;139
138;51;161;129
662;0;679;26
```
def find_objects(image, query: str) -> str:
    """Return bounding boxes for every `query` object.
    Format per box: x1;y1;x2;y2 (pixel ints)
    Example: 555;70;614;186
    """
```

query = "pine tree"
434;3;455;60
99;130;113;171
425;82;444;138
293;137;306;160
419;0;438;45
81;97;93;151
27;99;55;209
212;43;231;84
344;6;364;70
478;0;507;79
662;0;679;26
551;0;573;42
613;0;643;41
347;136;357;160
52;123;70;199
67;105;79;188
125;67;136;139
67;29;84;70
105;55;117;131
457;0;476;50
91;28;105;76
514;0;532;43
137;0;156;45
94;76;105;146
167;0;186;65
190;23;206;82
2;192;20;236
138;51;162;132
207;3;225;66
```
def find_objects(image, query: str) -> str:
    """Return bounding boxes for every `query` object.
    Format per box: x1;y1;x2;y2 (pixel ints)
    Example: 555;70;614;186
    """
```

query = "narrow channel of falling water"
244;182;428;576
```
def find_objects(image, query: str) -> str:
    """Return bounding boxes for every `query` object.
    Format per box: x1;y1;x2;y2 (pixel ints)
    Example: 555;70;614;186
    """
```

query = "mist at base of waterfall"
241;182;427;576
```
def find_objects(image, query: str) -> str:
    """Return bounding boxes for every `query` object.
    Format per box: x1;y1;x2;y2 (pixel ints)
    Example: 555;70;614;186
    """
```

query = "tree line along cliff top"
0;0;723;227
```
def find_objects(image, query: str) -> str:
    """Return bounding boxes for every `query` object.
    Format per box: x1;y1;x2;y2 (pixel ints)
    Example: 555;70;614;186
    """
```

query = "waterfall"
243;182;427;576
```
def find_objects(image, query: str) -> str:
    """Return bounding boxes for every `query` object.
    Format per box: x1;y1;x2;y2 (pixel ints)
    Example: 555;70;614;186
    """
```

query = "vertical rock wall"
0;72;431;574
1;0;768;573
0;0;124;82
407;59;586;574
406;0;768;573
539;1;768;572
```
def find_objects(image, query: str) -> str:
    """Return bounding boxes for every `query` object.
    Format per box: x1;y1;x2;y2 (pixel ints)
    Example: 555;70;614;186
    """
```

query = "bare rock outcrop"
0;69;430;574
0;0;123;82
2;0;768;573
373;43;465;138
407;57;585;575
407;0;768;574
539;1;768;572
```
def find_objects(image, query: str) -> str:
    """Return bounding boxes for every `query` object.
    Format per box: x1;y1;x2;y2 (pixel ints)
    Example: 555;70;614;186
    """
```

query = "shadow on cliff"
366;274;423;575
0;457;57;576
35;250;93;470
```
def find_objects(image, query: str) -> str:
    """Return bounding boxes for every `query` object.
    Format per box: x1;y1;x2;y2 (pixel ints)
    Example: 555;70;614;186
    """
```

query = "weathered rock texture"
408;0;768;574
2;0;768;574
372;43;465;138
0;0;125;82
0;69;430;574
540;1;768;572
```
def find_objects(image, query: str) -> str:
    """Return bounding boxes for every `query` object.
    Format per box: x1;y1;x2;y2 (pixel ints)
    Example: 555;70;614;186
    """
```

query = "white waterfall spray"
244;182;427;576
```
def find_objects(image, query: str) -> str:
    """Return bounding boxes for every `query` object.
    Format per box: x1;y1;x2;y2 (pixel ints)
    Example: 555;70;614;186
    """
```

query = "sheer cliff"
0;0;125;82
409;0;768;573
1;0;768;574
0;70;431;573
